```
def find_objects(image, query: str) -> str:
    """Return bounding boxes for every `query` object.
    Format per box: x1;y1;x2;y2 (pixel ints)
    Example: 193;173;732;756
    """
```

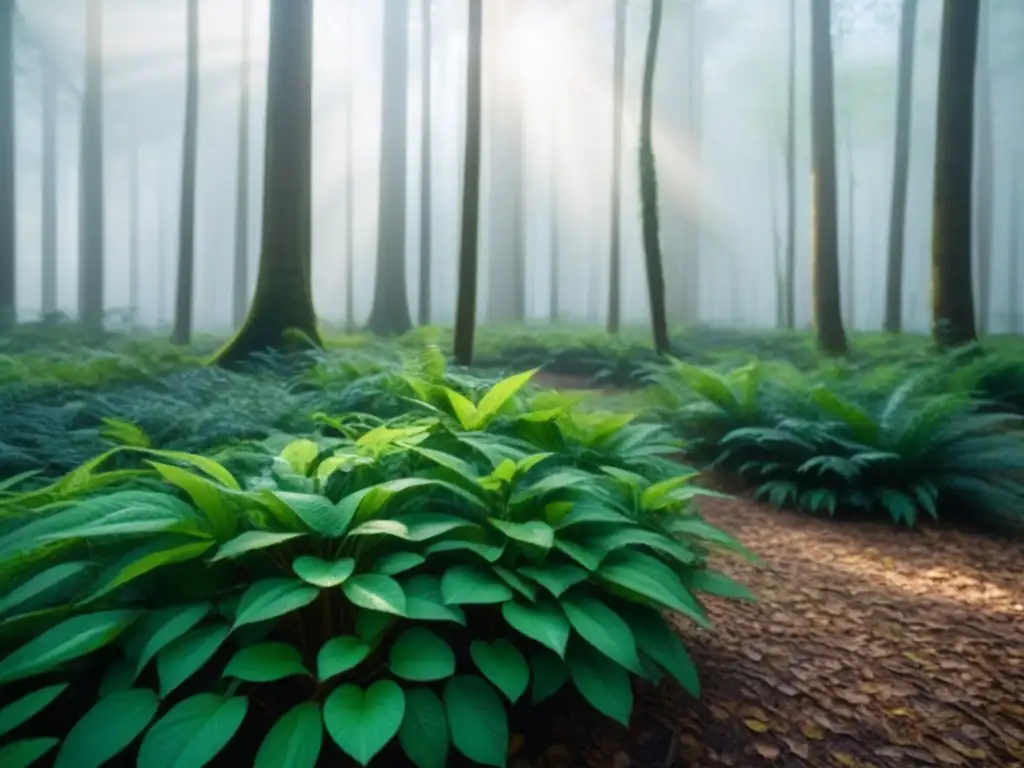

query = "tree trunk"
680;0;704;325
883;0;918;333
607;0;626;335
0;0;13;328
973;0;993;334
417;0;432;326
213;0;322;365
232;0;252;329
549;120;560;323
809;0;848;355
783;0;797;331
1009;159;1020;333
157;173;166;325
79;0;105;332
453;0;483;367
931;0;979;349
769;149;784;329
367;0;413;336
172;0;199;345
40;57;58;318
844;121;855;329
129;147;140;323
639;0;670;356
344;0;355;333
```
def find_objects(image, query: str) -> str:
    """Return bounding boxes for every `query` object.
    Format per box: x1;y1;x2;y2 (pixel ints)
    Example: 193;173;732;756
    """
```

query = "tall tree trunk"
974;0;993;334
79;0;105;331
172;0;199;345
367;0;413;336
783;0;797;330
844;121;855;329
214;0;322;364
883;0;918;333
549;115;560;322
344;0;355;332
607;0;626;334
931;0;979;349
232;0;252;329
0;0;13;327
680;0;704;325
809;0;848;355
1010;158;1021;333
769;149;784;329
639;0;670;356
417;0;432;326
129;147;140;323
453;0;483;366
157;174;166;325
40;58;58;317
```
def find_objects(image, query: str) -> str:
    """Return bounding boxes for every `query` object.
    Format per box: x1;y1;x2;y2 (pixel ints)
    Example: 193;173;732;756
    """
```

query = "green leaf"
355;609;394;645
86;540;215;602
156;623;231;697
223;643;308;682
357;478;440;518
399;688;449;768
254;703;323;768
680;569;756;601
598;550;712;628
53;688;160;768
342;574;407;616
443;676;508;767
476;368;538;422
317;636;371;682
98;658;135;698
0;562;93;618
280;439;320;474
560;595;642;673
489;519;555;550
552;503;633;530
493;566;538;601
372;551;426;575
529;649;567;703
445;389;479;429
0;610;138;685
0;738;58;768
0;684;68;739
617;605;700;696
441;565;514;605
501;599;570;657
267;491;354;538
233;579;320;630
404;575;467;625
567;640;633;726
211;531;305;562
347;513;478;542
125;603;211;678
469;639;529;703
138;449;241;490
553;537;606;571
427;537;505;562
136;694;248;768
518;563;588;597
148;462;236;540
292;556;355;587
389;628;455;682
323;681;405;766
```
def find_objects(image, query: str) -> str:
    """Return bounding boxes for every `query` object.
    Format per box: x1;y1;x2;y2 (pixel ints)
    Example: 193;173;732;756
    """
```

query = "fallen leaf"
802;724;826;740
830;752;857;766
755;743;781;760
744;718;769;733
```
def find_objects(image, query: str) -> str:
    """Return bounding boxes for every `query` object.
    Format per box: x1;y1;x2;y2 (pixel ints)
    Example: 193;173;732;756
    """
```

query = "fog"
8;0;1024;333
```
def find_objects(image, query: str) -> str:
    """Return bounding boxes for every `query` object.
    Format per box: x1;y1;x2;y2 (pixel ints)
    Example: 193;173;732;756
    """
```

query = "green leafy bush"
0;370;753;767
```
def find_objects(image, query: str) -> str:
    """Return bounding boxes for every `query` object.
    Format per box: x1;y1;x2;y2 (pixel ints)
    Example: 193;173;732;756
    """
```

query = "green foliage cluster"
0;368;753;767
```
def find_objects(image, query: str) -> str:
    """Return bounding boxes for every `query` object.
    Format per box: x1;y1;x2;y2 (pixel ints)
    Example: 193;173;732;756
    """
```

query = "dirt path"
528;497;1024;768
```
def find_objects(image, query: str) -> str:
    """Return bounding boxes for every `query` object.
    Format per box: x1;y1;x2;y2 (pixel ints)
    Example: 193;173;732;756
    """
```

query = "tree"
343;0;355;332
607;0;626;335
417;0;433;326
639;0;670;356
549;116;561;323
213;0;322;365
883;0;918;333
232;0;253;329
172;0;199;345
783;0;797;330
79;0;105;331
40;55;58;317
367;0;413;336
453;0;483;366
809;0;847;355
973;0;993;333
931;0;979;349
1009;157;1021;333
129;148;140;322
0;1;12;328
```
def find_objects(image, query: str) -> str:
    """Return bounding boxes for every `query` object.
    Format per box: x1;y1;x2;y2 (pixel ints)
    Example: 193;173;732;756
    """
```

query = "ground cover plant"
0;368;754;767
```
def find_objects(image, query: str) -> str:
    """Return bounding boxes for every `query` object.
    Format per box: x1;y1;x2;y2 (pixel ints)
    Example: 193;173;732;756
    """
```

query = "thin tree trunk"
0;0;13;327
883;0;918;333
453;0;482;366
344;0;355;332
974;0;993;334
809;0;848;354
607;0;626;334
157;175;166;325
549;115;560;322
768;148;784;329
844;121;855;329
79;0;105;331
783;0;797;330
129;147;140;323
172;0;199;345
1010;158;1021;333
232;0;252;329
40;58;58;317
680;0;704;325
639;0;670;356
417;0;432;325
931;0;979;349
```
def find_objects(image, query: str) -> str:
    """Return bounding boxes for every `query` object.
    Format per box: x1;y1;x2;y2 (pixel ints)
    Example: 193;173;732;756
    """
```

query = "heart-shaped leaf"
343;574;407;616
441;565;513;605
292;556;355;588
389;628;455;682
324;681;405;765
501;599;570;657
399;688;449;768
317;636;372;681
443;676;507;767
254;702;323;768
223;643;308;683
469;639;529;703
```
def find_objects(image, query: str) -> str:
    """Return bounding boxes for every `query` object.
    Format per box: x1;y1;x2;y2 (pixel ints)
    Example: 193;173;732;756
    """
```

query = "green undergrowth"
0;368;754;767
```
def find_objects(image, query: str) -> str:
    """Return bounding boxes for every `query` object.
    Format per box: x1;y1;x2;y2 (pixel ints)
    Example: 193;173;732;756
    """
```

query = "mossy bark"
607;0;626;335
213;0;321;366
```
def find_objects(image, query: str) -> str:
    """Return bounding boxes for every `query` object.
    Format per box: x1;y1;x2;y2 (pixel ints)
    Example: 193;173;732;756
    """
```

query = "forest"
0;0;1022;766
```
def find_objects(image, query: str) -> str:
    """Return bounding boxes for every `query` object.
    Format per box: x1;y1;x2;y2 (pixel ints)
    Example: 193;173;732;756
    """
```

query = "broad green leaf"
667;517;754;557
679;568;757;601
443;676;508;767
267;491;353;538
317;636;371;682
0;738;58;768
550;502;632;531
399;688;449;768
0;684;67;739
410;446;485;491
223;643;308;682
53;688;160;768
567;640;633;726
617;604;700;696
469;639;529;703
292;556;355;587
441;565;514;605
389;628;455;682
233;579;320;630
279;439;320;474
476;368;538;422
597;550;711;628
427;537;505;562
137;449;241;490
136;694;248;768
125;603;211;678
501;599;570;657
489;519;555;550
589;527;696;566
0;562;93;618
211;531;305;562
355;609;394;645
553;537;606;571
254;703;322;768
518;563;588;597
560;595;641;673
357;478;440;519
156;624;231;697
372;551;426;575
493;566;537;601
342;574;407;616
148;462;236;540
86;540;215;602
529;649;567;703
348;513;477;542
445;389;479;429
323;681;405;766
0;610;138;685
403;575;467;625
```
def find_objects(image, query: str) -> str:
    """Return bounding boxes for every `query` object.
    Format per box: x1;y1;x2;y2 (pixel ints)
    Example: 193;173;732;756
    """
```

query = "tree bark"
453;0;483;367
1009;158;1021;333
129;147;140;323
79;0;105;332
607;0;626;335
0;0;13;327
172;0;199;345
809;0;848;355
549;113;560;322
40;57;58;318
417;0;432;326
639;0;670;356
768;148;784;329
213;0;322;365
931;0;979;349
232;0;252;329
344;0;355;332
883;0;918;333
844;121;855;329
973;0;993;333
783;0;797;330
680;0;704;325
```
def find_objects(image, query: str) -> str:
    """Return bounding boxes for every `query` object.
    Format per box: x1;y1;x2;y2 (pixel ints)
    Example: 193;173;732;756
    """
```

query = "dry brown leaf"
743;718;769;733
830;752;857;766
802;724;826;740
755;742;781;760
